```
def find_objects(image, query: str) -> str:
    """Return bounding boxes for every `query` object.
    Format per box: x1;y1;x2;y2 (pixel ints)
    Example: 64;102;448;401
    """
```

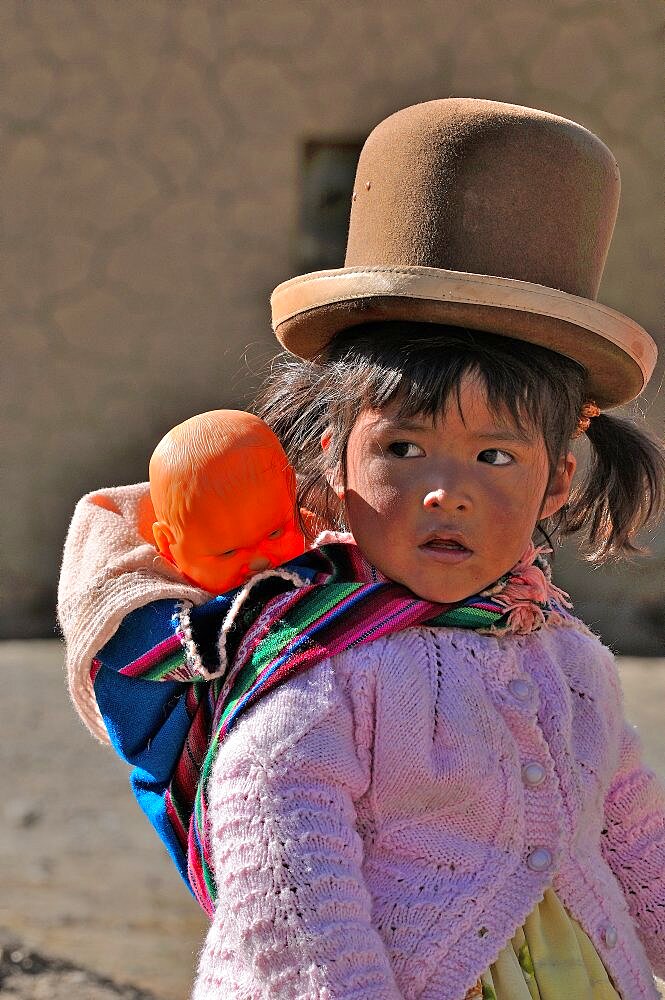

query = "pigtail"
560;412;665;562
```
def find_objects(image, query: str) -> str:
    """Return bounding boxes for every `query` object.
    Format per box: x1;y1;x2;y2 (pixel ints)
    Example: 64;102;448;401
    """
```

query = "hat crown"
345;98;620;300
271;98;655;407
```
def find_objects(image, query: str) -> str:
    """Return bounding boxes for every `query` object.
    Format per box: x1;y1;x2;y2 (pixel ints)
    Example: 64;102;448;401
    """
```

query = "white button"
508;678;531;701
522;762;546;787
601;923;618;948
526;847;552;872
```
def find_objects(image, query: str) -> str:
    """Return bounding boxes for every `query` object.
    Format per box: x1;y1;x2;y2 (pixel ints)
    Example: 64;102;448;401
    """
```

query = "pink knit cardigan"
59;486;665;999
191;626;665;1000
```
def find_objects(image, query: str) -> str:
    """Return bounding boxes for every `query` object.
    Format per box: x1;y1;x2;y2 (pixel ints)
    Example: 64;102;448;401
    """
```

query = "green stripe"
427;606;504;628
217;651;280;728
216;585;364;728
248;583;363;674
142;649;188;681
193;766;218;900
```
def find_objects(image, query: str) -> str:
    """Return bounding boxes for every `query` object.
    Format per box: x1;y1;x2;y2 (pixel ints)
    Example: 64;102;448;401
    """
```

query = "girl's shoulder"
345;617;621;698
218;645;375;763
537;611;623;688
534;609;617;664
216;615;619;758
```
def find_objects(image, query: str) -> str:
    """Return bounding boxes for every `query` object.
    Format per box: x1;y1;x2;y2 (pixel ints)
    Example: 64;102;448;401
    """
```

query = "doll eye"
478;449;513;466
388;441;425;458
267;528;283;540
218;549;237;558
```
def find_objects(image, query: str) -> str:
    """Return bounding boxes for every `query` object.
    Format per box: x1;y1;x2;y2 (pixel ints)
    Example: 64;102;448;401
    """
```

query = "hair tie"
572;401;601;439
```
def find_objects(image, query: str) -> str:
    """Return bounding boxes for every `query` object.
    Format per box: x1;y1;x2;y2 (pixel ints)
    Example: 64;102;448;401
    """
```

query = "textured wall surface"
2;0;663;648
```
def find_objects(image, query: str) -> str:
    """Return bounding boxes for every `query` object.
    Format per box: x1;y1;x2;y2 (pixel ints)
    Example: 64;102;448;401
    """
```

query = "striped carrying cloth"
92;538;569;917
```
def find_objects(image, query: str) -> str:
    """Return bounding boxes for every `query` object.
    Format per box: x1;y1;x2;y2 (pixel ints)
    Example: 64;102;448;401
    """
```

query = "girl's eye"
478;449;513;466
267;528;283;540
388;441;425;458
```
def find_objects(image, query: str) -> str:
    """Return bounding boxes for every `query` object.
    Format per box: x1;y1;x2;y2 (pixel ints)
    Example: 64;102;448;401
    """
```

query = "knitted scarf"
92;537;570;917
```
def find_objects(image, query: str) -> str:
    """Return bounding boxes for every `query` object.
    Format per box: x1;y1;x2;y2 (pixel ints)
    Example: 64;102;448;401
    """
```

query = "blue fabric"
95;601;201;891
130;767;191;887
101;600;182;667
93;557;321;897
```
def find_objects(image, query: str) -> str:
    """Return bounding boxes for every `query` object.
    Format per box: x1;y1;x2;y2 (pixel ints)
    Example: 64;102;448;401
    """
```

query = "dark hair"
256;322;665;562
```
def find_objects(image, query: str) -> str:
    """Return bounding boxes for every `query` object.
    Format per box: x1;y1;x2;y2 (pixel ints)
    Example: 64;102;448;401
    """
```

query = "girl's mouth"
419;535;473;563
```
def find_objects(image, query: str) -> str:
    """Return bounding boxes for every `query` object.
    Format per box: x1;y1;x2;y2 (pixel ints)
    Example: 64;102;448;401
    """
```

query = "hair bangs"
329;325;564;448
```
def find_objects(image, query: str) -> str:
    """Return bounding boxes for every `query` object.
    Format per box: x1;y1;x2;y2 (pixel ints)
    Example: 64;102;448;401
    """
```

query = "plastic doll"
149;409;308;594
60;100;665;999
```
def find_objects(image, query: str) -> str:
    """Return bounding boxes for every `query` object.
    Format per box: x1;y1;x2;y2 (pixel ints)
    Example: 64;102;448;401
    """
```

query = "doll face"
169;461;305;594
337;376;575;603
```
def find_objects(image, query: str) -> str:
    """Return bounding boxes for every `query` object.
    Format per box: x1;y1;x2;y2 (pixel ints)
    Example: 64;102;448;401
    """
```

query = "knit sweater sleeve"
192;654;403;1000
601;720;665;976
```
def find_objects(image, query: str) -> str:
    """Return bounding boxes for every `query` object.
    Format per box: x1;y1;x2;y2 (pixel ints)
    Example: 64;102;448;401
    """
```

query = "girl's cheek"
358;478;403;516
357;458;406;502
380;487;407;518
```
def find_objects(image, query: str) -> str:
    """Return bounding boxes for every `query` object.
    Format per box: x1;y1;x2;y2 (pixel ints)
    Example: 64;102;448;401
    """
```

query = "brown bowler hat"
271;99;656;408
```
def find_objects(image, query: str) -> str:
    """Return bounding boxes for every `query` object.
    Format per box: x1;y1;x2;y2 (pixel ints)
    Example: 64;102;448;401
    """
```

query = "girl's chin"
394;565;498;605
416;589;476;604
396;576;480;605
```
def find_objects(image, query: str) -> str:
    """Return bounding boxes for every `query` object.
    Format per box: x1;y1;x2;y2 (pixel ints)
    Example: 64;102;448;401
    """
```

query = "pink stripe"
165;789;187;844
318;598;436;657
188;846;214;918
118;634;184;677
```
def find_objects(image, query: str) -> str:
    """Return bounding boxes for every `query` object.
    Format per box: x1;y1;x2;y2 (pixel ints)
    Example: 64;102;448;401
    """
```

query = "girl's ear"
321;428;345;500
541;451;577;519
152;520;177;561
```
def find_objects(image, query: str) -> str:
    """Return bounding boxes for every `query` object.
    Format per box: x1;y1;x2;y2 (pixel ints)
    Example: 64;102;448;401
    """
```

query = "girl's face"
335;376;575;603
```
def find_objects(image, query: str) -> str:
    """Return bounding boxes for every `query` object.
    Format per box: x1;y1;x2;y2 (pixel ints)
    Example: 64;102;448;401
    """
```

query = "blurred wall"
2;0;663;649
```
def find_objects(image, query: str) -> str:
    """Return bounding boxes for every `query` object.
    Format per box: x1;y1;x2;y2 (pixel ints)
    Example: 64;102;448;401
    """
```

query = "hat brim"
271;266;656;409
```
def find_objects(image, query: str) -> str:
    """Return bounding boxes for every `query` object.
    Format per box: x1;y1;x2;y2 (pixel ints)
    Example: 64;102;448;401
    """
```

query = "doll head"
149;410;306;593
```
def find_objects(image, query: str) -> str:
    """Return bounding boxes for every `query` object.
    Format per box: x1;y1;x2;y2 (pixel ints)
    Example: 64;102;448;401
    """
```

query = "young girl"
241;323;664;1000
59;99;665;999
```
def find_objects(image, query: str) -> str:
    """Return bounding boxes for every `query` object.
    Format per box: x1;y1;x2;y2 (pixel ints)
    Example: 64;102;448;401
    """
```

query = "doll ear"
137;493;157;543
152;521;176;561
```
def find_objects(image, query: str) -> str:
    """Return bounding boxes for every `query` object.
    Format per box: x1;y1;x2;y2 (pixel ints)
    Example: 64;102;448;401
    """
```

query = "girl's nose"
423;489;446;509
423;488;467;511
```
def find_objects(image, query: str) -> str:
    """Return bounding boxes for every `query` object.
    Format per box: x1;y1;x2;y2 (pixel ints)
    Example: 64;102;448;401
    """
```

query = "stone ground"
0;927;158;999
2;641;665;999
